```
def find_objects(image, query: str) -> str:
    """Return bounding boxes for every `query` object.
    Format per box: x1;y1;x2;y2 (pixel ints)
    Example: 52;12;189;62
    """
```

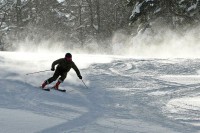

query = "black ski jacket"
51;58;81;76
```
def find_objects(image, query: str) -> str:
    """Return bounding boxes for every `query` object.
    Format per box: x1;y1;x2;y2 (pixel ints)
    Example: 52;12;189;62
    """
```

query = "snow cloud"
9;24;200;58
111;26;200;58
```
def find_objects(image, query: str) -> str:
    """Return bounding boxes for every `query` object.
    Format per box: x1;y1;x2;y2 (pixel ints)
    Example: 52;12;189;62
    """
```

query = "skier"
41;53;82;90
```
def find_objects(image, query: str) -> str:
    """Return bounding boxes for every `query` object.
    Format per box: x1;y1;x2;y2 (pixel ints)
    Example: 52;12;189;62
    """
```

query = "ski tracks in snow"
1;53;200;133
82;59;200;133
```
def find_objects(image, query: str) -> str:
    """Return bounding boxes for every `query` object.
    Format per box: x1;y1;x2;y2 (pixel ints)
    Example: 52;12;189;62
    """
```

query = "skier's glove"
51;67;55;71
78;75;82;79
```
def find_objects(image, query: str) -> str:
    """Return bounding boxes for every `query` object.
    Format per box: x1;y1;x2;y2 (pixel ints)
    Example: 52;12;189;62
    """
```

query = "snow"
187;3;198;12
0;108;65;133
132;2;143;14
0;51;200;133
57;0;65;3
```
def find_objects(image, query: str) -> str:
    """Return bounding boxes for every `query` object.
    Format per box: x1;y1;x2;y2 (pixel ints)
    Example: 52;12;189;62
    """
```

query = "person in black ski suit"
41;53;82;89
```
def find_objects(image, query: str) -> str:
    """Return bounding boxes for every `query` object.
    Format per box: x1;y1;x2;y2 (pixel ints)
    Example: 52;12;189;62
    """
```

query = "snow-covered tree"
128;0;200;34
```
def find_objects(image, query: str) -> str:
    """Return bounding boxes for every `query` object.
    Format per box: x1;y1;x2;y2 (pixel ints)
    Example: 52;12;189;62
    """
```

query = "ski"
42;88;50;91
39;86;50;91
48;87;66;92
56;89;66;92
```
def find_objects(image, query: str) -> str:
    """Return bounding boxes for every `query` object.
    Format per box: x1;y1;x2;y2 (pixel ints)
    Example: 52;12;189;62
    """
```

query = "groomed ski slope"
0;51;200;133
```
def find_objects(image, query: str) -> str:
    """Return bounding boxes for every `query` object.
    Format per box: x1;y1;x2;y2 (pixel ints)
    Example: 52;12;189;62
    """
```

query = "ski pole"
81;79;89;89
26;70;51;75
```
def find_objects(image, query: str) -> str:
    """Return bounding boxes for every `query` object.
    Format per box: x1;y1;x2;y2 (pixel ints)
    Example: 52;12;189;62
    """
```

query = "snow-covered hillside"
0;51;200;133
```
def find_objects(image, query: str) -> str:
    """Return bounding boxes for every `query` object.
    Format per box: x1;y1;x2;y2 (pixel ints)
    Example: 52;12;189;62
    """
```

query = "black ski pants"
47;67;67;84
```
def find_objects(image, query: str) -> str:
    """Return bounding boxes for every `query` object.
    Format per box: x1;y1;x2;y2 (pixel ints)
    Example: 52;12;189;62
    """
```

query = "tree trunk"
16;0;22;27
95;0;100;43
164;0;174;29
85;0;95;35
79;1;84;46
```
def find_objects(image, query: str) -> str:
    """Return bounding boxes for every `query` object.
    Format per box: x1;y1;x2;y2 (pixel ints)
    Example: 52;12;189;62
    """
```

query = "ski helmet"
65;53;72;58
65;53;72;61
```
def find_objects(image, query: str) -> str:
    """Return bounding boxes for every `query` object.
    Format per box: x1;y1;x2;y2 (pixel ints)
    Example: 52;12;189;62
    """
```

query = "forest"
0;0;199;53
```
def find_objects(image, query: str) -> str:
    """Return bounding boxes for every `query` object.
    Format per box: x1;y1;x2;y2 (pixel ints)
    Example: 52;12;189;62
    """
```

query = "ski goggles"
65;57;72;61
